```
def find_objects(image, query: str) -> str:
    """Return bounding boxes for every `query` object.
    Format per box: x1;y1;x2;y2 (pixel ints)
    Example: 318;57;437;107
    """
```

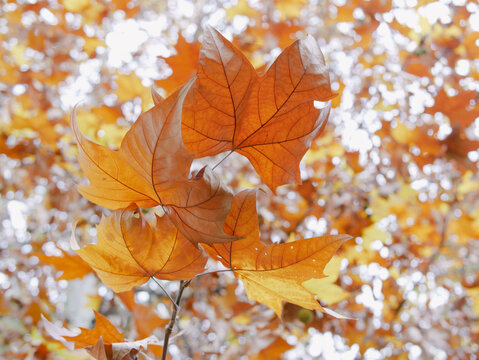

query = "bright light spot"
305;330;358;360
39;8;58;25
136;290;150;304
106;20;148;67
232;15;250;32
356;284;383;316
418;2;451;24
455;59;470;76
468;151;479;162
364;348;382;360
393;9;419;29
175;0;195;17
314;100;329;109
7;200;28;232
409;344;423;359
343;129;373;151
469;11;479;31
429;286;449;309
305;216;327;236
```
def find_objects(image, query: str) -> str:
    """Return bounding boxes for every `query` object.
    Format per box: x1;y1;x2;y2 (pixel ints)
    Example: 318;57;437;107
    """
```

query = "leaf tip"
70;217;82;251
151;87;164;105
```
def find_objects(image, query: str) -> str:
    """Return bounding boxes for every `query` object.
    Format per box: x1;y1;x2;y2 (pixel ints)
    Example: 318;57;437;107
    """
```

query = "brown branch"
161;280;191;360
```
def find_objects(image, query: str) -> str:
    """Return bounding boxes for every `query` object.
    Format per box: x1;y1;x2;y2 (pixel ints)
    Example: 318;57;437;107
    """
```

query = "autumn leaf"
42;313;162;357
205;190;351;316
87;337;108;360
65;311;124;349
156;33;201;95
115;71;152;111
182;26;335;192
61;0;90;13
117;291;169;338
72;207;207;292
249;336;293;360
34;247;92;280
425;88;479;128
72;78;235;244
274;0;307;20
87;336;163;360
302;256;351;306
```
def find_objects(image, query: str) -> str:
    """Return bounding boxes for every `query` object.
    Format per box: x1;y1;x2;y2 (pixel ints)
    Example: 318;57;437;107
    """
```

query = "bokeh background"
1;0;479;359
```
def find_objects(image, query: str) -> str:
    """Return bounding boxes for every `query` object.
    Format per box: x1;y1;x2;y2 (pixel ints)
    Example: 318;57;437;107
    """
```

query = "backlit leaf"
73;207;207;292
182;26;335;192
64;311;124;349
205;190;350;316
73;79;235;244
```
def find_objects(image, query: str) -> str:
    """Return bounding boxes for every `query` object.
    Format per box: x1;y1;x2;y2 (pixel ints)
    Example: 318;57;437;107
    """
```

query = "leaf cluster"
70;27;349;332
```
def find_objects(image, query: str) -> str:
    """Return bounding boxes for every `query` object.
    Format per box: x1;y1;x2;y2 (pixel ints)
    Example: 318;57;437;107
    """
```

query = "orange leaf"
117;291;169;338
73;79;235;244
205;190;351;316
425;88;479;128
249;336;293;360
156;33;201;95
64;311;124;349
42;314;163;355
34;248;92;280
182;26;334;192
73;208;207;292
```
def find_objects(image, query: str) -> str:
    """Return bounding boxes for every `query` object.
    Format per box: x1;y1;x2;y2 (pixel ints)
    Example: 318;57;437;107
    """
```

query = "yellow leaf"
302;256;350;306
468;287;479;317
83;37;106;56
115;72;152;110
226;0;258;21
205;190;350;317
274;0;307;20
62;0;90;12
11;44;29;66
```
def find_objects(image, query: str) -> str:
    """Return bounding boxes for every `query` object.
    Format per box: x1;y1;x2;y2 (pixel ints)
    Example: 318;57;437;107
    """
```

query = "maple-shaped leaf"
425;88;479;128
65;311;124;349
156;33;201;95
72;78;235;244
42;312;162;356
88;336;161;360
72;208;207;292
302;256;351;306
34;247;92;280
205;190;351;316
182;26;334;191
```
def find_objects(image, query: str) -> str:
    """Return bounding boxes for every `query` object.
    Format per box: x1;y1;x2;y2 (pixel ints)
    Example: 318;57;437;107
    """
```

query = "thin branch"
161;280;191;360
150;277;178;309
212;150;234;171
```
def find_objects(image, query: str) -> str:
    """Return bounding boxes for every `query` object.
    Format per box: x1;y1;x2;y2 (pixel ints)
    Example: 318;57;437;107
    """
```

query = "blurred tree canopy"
1;0;479;359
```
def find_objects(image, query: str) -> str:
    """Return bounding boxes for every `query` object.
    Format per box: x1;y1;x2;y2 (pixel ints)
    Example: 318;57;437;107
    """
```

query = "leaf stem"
212;150;234;171
151;277;178;309
161;280;190;360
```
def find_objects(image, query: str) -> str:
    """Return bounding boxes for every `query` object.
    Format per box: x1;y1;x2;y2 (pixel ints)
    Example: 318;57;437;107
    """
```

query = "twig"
212;150;234;171
151;277;178;309
161;280;191;360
